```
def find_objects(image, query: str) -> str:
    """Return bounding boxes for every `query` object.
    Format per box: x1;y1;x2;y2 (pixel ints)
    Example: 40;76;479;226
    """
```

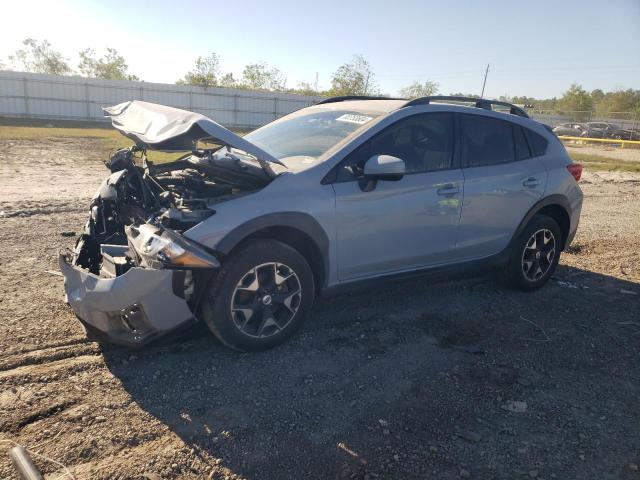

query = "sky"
1;0;639;99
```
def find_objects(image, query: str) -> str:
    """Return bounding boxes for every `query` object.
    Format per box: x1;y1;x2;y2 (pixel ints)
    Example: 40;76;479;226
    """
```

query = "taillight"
566;163;582;182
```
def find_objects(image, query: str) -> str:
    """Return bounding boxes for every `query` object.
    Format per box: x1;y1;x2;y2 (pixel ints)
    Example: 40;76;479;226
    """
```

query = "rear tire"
200;239;314;351
503;214;562;292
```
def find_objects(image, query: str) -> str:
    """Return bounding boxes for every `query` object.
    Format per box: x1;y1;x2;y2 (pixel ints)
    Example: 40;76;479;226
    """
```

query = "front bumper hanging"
59;254;196;347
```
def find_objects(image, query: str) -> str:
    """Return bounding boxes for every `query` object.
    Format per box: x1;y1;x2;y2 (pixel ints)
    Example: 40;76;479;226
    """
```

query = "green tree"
590;88;605;104
329;55;379;96
218;72;237;88
291;81;321;96
78;48;138;80
449;92;480;98
504;95;555;111
476;86;640;115
9;38;71;75
399;80;439;99
178;53;222;88
595;88;640;114
557;83;593;113
240;62;286;91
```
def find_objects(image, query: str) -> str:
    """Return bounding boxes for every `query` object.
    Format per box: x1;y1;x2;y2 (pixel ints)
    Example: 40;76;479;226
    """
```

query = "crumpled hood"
103;100;284;166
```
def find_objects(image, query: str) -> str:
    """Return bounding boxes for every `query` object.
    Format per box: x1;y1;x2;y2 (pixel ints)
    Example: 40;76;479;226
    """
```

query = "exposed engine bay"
74;145;270;276
60;100;289;346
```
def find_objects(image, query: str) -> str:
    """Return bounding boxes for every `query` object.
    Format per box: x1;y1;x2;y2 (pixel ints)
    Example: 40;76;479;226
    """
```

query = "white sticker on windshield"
336;113;373;125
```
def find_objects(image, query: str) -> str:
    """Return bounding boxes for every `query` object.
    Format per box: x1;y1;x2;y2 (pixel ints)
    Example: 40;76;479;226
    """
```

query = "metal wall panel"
0;71;321;128
142;89;191;107
28;98;87;118
0;97;24;115
0;77;26;97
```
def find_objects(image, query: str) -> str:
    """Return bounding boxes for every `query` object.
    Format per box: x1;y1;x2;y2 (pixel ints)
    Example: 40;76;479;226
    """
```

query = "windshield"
243;110;381;160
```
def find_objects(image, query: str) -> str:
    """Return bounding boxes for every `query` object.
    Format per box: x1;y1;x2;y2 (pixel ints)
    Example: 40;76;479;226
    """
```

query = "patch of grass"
569;152;640;173
0;125;249;163
0;125;119;140
0;126;184;163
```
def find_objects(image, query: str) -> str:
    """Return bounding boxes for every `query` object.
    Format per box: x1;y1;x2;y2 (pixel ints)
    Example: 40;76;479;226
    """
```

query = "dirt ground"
1;138;639;480
564;143;640;163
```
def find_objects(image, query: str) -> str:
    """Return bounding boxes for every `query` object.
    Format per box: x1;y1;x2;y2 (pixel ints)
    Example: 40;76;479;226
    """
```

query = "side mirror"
365;154;405;178
360;155;405;192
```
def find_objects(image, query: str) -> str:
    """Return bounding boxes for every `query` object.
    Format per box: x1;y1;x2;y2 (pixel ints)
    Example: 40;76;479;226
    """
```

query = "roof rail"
315;95;403;105
403;96;530;118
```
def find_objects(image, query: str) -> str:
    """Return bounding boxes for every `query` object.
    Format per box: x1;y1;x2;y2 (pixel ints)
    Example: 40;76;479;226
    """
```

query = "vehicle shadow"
102;264;640;479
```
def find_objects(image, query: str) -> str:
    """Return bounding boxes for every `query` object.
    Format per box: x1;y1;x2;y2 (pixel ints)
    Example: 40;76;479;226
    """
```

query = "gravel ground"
1;138;639;480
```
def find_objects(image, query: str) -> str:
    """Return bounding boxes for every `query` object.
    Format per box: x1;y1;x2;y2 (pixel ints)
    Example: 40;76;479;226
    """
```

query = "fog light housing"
120;304;146;332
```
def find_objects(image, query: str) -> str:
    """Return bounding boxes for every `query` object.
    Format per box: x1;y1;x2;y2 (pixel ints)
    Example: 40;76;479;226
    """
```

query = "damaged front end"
60;101;281;346
60;147;231;346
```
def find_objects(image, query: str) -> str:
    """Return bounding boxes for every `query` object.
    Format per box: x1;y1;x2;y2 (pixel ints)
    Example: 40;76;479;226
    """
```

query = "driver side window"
335;113;454;182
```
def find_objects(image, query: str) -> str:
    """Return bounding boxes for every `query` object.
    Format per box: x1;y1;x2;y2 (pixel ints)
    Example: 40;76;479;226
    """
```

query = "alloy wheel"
230;262;302;338
521;228;556;282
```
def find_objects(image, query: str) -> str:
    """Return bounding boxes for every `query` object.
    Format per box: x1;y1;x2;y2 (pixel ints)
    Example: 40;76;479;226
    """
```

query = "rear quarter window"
523;128;548;157
514;125;531;160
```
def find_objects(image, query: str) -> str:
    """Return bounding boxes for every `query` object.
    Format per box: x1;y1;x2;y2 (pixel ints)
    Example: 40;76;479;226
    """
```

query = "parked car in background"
616;128;640;141
60;97;583;351
584;122;640;140
552;123;586;137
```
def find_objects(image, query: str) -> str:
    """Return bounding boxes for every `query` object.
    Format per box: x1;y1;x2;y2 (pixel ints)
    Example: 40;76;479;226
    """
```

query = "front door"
331;112;463;281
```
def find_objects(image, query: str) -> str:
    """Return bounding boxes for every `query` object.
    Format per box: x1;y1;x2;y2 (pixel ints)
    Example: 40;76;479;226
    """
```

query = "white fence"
4;72;635;132
0;71;322;129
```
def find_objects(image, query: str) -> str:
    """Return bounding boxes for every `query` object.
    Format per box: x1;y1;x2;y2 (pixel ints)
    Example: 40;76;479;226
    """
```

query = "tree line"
2;39;139;81
508;84;640;116
0;39;429;97
1;38;638;115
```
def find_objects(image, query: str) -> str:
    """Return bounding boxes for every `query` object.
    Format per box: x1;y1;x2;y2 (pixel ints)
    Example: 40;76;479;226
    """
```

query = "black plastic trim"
171;270;187;299
510;194;572;250
321;249;509;297
452;112;462;169
78;314;198;348
214;212;330;288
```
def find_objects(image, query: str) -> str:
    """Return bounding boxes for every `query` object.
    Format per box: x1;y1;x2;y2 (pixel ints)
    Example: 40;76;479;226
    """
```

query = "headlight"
127;223;219;269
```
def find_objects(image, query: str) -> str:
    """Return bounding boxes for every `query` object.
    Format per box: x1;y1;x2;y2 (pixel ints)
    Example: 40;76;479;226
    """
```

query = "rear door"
332;113;463;280
455;114;547;260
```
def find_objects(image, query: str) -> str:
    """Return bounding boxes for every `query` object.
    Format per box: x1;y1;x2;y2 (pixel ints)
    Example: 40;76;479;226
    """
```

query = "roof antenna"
480;64;490;99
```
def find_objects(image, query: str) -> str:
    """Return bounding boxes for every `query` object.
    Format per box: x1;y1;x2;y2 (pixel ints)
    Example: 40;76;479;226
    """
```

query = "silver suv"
60;96;583;351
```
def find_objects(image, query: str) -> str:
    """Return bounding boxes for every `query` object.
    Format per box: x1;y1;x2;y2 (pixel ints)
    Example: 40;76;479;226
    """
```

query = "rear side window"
523;128;548;157
461;115;514;167
514;125;531;160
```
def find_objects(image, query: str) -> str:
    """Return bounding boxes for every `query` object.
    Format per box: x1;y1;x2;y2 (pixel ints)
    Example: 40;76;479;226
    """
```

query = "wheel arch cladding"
214;212;329;292
536;204;570;248
514;195;572;250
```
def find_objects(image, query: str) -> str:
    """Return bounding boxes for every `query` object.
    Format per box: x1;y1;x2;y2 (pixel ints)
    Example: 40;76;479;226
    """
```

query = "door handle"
522;177;541;188
437;184;460;196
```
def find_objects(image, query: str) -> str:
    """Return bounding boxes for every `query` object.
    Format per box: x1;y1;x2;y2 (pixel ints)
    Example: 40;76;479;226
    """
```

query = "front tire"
504;214;562;292
200;239;315;351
